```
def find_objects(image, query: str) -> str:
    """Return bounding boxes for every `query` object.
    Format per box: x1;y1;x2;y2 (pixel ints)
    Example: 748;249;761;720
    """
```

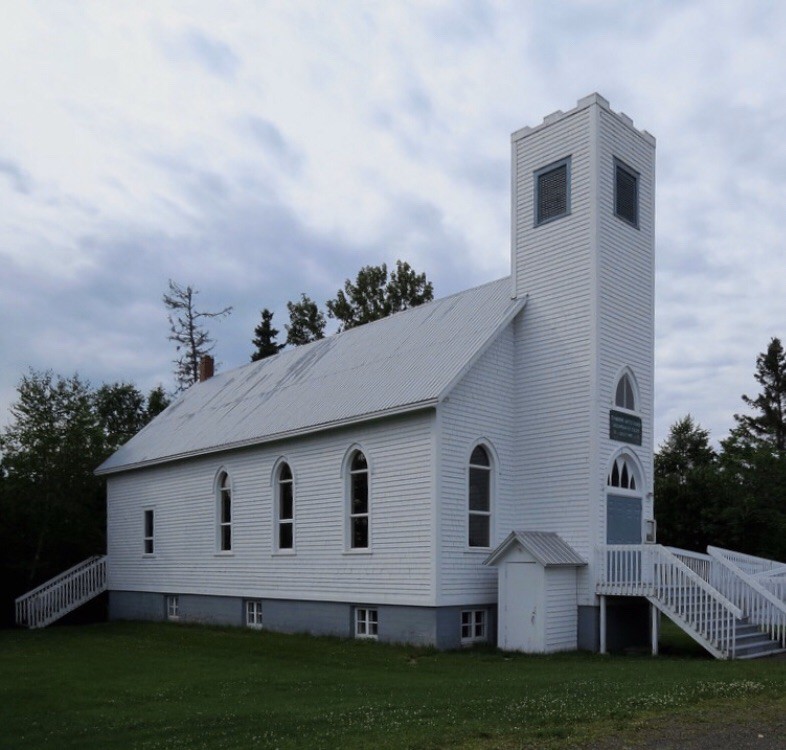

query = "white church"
17;95;786;659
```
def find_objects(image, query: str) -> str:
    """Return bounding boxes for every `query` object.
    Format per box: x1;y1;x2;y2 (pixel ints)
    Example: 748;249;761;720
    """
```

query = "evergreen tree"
145;385;171;420
733;337;786;452
251;308;285;361
326;260;434;332
163;280;232;391
655;415;725;551
285;294;326;346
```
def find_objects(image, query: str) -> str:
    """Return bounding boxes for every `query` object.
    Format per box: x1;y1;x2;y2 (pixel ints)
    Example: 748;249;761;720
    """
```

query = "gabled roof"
484;531;587;568
97;277;526;475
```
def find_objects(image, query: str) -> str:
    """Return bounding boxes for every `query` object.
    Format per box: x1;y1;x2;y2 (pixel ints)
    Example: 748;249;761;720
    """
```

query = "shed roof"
97;277;525;475
484;531;587;568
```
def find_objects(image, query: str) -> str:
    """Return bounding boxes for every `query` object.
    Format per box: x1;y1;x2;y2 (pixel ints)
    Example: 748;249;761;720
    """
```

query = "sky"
1;1;785;448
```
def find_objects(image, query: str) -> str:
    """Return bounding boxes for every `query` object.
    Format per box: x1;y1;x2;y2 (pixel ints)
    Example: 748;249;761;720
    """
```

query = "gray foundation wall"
108;591;495;649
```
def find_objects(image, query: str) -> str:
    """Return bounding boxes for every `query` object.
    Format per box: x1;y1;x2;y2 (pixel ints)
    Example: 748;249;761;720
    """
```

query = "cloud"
177;28;240;79
1;1;786;453
0;159;32;194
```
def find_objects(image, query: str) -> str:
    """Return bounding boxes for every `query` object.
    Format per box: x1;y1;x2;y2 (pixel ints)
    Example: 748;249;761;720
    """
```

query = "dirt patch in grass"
569;697;786;750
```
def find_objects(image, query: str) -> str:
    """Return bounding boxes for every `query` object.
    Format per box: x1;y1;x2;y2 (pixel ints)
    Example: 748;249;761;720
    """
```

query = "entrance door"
606;494;643;585
606;494;642;544
502;562;541;652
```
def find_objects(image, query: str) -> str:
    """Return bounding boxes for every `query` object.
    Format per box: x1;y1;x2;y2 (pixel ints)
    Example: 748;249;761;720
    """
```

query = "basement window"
614;158;639;228
535;157;571;226
246;600;263;629
355;607;378;639
166;595;179;620
461;610;487;644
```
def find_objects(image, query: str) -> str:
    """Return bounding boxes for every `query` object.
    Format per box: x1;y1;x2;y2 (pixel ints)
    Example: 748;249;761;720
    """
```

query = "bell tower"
510;94;656;648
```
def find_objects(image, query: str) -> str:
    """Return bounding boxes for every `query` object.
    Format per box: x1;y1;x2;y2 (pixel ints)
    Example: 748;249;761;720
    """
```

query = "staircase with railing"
597;544;786;659
15;555;108;629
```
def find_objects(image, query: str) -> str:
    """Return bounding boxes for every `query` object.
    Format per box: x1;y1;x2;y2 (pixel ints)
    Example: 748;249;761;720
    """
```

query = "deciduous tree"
326;260;434;332
285;294;325;346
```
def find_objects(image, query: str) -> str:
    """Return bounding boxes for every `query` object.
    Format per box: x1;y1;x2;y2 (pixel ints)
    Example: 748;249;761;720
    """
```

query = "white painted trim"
432;406;443;606
342;444;372;553
465;438;498;552
588;97;602;580
270;456;295;555
214;466;234;554
510;138;518;299
611;365;642;413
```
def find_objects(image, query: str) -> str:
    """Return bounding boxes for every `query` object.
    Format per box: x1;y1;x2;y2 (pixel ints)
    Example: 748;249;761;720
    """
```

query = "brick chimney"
198;355;215;382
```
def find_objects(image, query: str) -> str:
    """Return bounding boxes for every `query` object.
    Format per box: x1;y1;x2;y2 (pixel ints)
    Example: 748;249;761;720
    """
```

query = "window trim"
613;368;640;414
467;442;494;550
606;452;643;496
273;459;295;554
613;157;640;229
354;607;379;639
143;507;155;556
166;594;179;621
460;609;488;644
216;469;233;553
246;600;263;629
344;447;371;552
534;156;572;227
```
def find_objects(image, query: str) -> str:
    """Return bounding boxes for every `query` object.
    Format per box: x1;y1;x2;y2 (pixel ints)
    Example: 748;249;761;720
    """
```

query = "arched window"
275;462;294;551
468;445;491;548
348;451;369;549
607;455;638;491
615;372;636;411
217;471;232;551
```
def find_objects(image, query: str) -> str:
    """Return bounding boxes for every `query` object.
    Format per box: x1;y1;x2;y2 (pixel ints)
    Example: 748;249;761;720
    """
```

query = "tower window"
615;372;636;411
614;159;639;228
535;157;571;226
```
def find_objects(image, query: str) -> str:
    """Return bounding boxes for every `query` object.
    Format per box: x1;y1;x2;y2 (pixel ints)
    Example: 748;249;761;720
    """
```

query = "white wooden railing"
15;555;107;629
597;545;743;658
707;546;786;648
708;547;786;603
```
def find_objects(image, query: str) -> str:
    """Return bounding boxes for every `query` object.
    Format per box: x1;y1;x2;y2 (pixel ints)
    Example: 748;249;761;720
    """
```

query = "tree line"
168;260;433;387
655;337;786;560
0;373;170;624
0;259;432;623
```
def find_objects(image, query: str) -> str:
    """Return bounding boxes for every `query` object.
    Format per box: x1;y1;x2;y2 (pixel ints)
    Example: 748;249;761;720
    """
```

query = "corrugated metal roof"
484;531;587;567
97;277;525;475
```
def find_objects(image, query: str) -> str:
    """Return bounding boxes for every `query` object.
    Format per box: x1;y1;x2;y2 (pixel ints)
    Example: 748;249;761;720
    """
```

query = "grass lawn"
1;620;784;749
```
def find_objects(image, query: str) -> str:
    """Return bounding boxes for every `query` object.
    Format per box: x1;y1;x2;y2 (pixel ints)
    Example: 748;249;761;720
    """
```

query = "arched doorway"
606;453;643;545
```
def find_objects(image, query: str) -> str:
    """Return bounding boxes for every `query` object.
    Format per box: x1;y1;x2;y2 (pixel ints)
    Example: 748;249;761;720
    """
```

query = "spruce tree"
733;337;786;452
251;308;285;361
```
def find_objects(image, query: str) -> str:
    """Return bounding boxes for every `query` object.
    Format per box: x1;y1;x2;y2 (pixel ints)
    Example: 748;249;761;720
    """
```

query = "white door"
502;562;542;652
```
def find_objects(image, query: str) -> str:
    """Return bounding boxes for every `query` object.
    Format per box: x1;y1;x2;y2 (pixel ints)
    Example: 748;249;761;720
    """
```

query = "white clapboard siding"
545;567;579;652
512;103;594;578
107;411;436;606
437;326;516;605
594;106;656;552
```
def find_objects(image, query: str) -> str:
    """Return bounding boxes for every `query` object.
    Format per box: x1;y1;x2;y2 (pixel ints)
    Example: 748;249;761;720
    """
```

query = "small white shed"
485;531;586;653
